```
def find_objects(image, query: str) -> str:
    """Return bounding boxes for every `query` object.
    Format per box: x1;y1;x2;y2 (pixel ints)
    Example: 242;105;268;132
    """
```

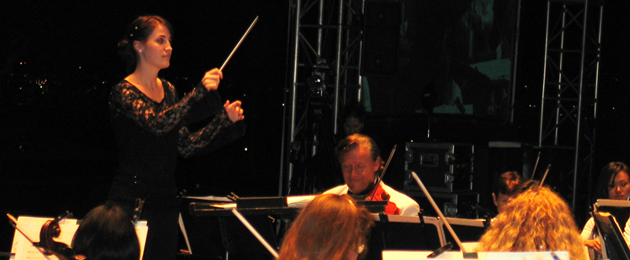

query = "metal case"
404;142;474;193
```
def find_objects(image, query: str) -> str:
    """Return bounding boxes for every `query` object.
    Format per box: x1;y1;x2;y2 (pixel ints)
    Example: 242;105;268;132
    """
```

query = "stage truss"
538;0;603;210
280;0;364;195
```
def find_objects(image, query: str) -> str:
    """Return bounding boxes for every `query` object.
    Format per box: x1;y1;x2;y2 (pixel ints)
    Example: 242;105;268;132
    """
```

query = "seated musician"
324;134;420;216
72;202;140;260
278;194;374;260
491;171;523;215
476;184;587;259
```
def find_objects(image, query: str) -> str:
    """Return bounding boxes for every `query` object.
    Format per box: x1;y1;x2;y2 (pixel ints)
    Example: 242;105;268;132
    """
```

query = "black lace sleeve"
109;80;208;136
178;110;246;158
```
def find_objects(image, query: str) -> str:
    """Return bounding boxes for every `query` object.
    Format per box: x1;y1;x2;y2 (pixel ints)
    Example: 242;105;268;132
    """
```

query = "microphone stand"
410;172;478;259
231;209;279;258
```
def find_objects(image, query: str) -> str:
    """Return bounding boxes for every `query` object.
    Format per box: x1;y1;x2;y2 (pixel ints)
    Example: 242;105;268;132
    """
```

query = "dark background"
1;0;630;255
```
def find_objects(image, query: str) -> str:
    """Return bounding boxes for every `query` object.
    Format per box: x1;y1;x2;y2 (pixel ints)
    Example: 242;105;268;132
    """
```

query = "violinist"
72;203;140;260
324;134;420;216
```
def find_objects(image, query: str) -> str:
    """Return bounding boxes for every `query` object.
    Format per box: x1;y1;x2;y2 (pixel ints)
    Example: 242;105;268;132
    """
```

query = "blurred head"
72;202;140;260
344;117;364;137
340;103;366;136
278;194;374;260
477;185;586;259
491;171;523;213
118;15;174;73
336;134;382;194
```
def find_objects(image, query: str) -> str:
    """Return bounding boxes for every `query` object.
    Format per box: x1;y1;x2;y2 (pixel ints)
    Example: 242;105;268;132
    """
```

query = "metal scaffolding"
279;0;364;195
538;0;603;209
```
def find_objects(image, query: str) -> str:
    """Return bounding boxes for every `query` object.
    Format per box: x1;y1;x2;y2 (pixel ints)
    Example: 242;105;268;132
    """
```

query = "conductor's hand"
224;100;244;123
584;239;601;254
202;68;223;91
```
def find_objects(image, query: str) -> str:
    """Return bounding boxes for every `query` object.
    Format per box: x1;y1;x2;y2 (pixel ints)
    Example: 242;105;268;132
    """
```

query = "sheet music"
182;196;233;202
596;199;630;208
382;250;569;260
10;216;148;260
11;216;78;260
286;195;316;208
135;220;148;260
192;195;316;209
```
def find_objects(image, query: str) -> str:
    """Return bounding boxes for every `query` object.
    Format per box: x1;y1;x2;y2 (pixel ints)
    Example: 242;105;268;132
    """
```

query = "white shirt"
324;183;420;216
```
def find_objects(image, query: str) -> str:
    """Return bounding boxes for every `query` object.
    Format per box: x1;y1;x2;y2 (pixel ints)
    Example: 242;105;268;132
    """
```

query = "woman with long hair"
278;194;374;260
477;185;587;260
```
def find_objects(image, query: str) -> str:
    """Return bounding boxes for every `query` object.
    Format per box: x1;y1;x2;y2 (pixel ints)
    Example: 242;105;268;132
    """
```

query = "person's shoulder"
159;78;176;90
112;79;133;89
381;183;420;216
110;79;137;98
381;183;416;202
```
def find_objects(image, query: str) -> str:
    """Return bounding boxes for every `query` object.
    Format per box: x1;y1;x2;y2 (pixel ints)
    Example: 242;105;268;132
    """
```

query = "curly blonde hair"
278;194;374;260
477;185;587;260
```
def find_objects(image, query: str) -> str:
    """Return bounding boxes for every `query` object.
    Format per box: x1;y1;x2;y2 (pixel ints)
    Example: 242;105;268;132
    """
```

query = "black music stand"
595;199;630;231
180;200;284;260
592;211;630;260
365;215;444;260
441;218;487;251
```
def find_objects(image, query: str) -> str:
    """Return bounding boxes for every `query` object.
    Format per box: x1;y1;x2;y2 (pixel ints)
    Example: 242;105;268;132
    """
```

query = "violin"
364;145;400;215
8;212;84;260
35;212;84;260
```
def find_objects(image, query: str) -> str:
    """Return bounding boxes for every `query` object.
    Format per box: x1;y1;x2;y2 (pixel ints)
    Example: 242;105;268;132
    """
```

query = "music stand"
182;199;284;260
595;199;630;230
441;218;487;251
366;215;445;260
592;211;630;260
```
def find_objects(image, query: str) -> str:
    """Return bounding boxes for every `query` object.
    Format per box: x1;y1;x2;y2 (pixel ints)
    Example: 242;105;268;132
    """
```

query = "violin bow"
531;151;541;178
539;164;552;187
367;144;397;200
7;214;53;260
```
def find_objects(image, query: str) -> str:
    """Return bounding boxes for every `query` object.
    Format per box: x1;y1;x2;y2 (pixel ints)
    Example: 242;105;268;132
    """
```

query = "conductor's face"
340;146;380;194
136;24;173;70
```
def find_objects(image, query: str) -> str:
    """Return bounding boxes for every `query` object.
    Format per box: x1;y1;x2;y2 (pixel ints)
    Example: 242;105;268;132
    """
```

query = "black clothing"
108;79;244;260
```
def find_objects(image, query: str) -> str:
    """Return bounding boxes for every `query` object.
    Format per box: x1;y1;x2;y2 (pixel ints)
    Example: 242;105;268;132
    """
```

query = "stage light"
307;71;326;97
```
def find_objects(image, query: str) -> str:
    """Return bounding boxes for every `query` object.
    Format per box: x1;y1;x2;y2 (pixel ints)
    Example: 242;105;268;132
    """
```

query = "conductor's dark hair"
592;162;630;204
118;15;173;73
72;202;140;260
